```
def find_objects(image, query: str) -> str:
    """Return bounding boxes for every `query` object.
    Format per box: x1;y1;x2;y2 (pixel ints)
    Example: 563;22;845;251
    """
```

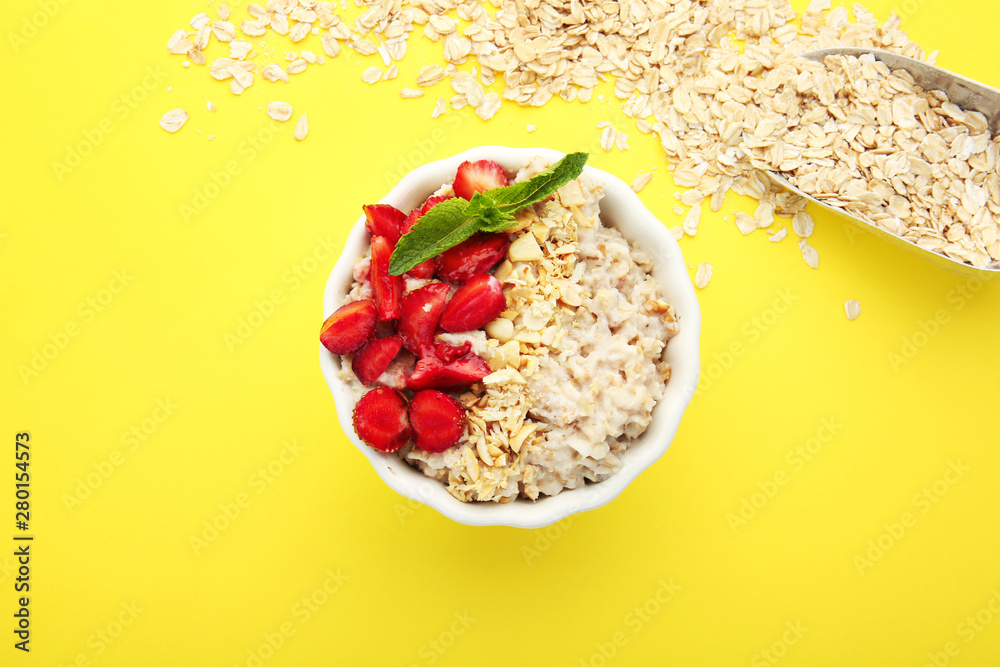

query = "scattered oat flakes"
672;205;684;216
416;65;445;87
431;97;446;118
293;114;309;141
694;263;713;289
844;300;862;320
262;64;289;83
683;206;701;237
267;101;294;122
475;92;501;120
769;228;787;243
159;108;189;133
361;66;382;84
230;40;252;60
735;212;757;236
167;30;193;54
383;64;399;81
400;87;424;98
615;131;630;152
321;33;341;58
599;125;615;152
206;101;216;111
754;202;775;229
287;58;308;75
211;20;235;42
670;226;684;241
526;124;536;133
799;240;819;268
631;172;653;193
792;211;815;239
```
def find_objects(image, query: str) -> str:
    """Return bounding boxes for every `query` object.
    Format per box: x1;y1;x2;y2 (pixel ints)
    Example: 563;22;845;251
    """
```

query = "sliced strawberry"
398;282;452;355
401;194;454;236
409;390;467;453
427;340;472;364
320;300;377;355
452;160;509;200
369;235;403;322
406;354;491;391
363;204;406;244
434;232;510;283
406;259;436;280
351;335;403;385
439;274;506;333
353;387;411;452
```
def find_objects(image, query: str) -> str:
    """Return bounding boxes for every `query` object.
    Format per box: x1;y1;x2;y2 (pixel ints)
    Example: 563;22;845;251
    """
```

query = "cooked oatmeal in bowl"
319;146;701;528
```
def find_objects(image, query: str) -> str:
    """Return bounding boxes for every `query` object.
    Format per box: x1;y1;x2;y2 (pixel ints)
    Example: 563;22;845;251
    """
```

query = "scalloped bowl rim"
319;146;701;528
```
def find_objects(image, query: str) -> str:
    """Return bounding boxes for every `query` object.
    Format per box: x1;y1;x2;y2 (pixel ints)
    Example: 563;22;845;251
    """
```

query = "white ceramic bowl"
319;146;701;528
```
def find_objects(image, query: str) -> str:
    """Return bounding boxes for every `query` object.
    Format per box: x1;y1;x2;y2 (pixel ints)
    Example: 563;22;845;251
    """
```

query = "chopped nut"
484;318;514;343
508;233;543;262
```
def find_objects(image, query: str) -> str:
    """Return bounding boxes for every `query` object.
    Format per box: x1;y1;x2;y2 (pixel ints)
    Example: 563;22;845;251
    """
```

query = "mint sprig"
388;152;589;275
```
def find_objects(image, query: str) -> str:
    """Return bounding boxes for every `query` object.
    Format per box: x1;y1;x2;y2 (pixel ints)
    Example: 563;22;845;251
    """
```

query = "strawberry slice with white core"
438;274;506;333
409;390;467;453
402;195;454;236
434;232;510;283
352;387;411;452
369;235;403;322
452;160;509;200
363;204;406;244
351;335;403;385
320;299;377;355
406;354;491;391
398;282;452;355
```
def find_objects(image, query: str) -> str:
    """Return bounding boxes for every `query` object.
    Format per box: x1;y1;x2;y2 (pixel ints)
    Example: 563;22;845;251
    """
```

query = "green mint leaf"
490;152;589;215
470;193;516;231
388;198;478;275
387;152;589;274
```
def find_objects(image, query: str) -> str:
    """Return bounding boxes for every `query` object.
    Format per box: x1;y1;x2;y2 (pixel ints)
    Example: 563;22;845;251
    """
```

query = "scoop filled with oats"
750;49;1000;273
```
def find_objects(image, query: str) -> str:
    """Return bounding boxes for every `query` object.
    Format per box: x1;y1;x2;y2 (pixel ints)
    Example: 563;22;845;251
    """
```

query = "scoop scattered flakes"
267;101;294;121
695;263;713;289
799;240;819;268
294;114;309;141
159;108;189;133
631;172;653;193
793;211;815;238
683;206;701;237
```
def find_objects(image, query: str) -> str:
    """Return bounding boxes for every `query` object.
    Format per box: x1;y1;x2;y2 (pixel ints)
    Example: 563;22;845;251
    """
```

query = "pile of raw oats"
165;0;1000;270
743;54;1000;267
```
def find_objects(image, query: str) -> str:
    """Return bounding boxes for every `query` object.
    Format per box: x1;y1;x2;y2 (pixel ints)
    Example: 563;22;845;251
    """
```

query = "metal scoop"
764;47;1000;278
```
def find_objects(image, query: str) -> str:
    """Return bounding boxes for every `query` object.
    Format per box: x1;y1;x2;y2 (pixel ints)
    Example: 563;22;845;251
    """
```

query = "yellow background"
2;0;999;664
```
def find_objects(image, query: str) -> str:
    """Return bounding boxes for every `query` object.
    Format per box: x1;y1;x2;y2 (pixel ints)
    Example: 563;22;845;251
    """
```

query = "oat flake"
294;114;309;141
159;108;189;133
695;263;713;289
